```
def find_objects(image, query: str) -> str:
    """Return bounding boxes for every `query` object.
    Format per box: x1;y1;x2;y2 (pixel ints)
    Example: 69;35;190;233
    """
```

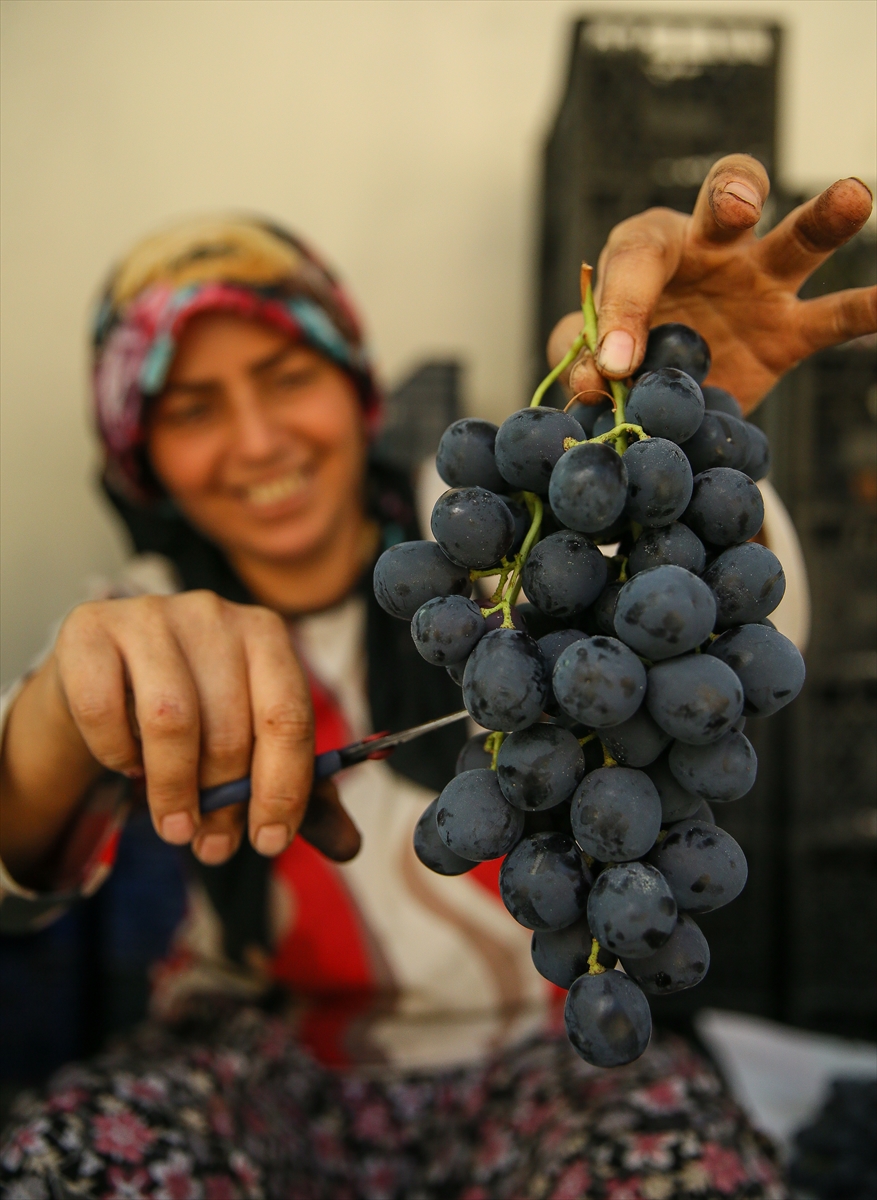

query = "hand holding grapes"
547;154;876;413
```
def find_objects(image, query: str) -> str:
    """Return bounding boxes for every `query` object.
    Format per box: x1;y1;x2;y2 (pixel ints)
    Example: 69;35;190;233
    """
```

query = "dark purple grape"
436;418;506;492
538;629;588;712
644;750;702;823
494;407;584;494
446;659;467;687
591;581;622;635
548;443;629;534
503;497;531;553
431;486;514;570
648;819;748;913
571;767;662;862
646;654;744;745
531;913;616;988
435;768;525;861
626;369;705;444
669;729;757;802
522;531;608;619
614;565;716;661
592;409;617;437
373;540;471;621
516;603;572;641
682;468;764;547
702;542;785;627
496;723;585;811
411;595;486;665
702;386;743;419
628;523;706;577
691;800;715;824
553;636;646;729
499;832;590;931
741;423;771;481
568;397;612;436
706;623;805;717
565;970;652;1067
414;799;477;876
587;861;677;958
621;913;710;994
636;323;711;384
679;411;752;474
599;707;671;768
455;733;492;775
462;629;549;731
624;437;693;527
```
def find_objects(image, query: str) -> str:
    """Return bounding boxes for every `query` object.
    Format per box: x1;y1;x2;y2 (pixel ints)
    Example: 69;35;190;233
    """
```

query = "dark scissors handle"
198;710;468;814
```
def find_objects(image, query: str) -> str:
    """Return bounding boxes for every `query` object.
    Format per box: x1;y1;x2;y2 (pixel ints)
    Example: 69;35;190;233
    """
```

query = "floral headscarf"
92;216;381;502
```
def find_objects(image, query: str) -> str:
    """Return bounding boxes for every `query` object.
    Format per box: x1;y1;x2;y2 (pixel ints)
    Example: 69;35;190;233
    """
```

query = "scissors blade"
338;709;469;764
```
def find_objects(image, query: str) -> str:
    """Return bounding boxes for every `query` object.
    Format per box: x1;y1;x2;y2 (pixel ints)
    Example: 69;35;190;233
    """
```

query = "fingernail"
160;811;195;844
723;181;760;209
254;823;289;856
849;177;874;200
196;834;232;865
597;331;635;376
123;767;144;780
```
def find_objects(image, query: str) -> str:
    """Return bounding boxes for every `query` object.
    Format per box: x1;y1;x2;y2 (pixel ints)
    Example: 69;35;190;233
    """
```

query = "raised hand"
547;154;876;413
0;592;360;885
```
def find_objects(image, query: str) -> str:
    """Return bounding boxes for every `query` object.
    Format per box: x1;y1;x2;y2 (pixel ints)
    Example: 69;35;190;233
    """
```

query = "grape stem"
485;730;505;770
587;938;607;976
475;493;543;629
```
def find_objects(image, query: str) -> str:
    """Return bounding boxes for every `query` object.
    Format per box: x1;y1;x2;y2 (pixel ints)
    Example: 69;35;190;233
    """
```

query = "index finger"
690;154;770;245
242;609;314;856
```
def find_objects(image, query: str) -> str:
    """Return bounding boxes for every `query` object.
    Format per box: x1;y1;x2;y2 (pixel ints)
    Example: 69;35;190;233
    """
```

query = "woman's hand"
547;154;876;413
0;591;360;885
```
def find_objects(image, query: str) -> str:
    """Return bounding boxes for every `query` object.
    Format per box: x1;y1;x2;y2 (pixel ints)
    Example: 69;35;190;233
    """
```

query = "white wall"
2;0;875;684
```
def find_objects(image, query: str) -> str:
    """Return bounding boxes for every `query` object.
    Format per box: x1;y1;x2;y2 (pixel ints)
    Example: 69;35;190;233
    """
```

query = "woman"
0;157;873;1198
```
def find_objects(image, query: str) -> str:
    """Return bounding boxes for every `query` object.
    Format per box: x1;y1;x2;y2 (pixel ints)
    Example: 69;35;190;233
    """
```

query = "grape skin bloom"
462;629;549;731
669;729;757;803
522;530;608;619
702;542;786;628
499;832;590;931
565;970;652;1068
410;595;486;665
706;623;805;717
646;654;744;745
494;407;584;494
621;913;710;995
623;437;693;527
436;417;506;492
435;768;525;861
571;767;662;862
430;486;515;570
648;819;748;913
373;540;471;621
627;523;706;576
625;368;705;444
414;799;476;876
496;723;585;811
636;323;711;384
587;861;677;958
682;468;764;547
553;636;646;729
531;913;616;989
549;442;629;534
614;564;716;661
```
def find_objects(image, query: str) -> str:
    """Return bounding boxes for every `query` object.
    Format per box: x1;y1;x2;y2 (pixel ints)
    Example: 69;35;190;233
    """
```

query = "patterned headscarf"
92;216;381;502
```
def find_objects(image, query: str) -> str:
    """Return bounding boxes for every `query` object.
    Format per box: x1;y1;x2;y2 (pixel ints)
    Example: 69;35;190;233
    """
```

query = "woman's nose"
231;395;285;461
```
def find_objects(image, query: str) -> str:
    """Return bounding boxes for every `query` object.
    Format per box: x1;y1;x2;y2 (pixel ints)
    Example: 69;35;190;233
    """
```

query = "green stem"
530;333;586;408
587;938;607;976
506;494;543;611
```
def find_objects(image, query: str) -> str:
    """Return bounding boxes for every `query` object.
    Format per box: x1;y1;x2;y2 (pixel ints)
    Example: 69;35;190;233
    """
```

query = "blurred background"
2;0;876;1174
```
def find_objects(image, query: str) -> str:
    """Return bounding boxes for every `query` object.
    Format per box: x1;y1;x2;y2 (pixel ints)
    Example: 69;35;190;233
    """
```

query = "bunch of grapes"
373;270;805;1069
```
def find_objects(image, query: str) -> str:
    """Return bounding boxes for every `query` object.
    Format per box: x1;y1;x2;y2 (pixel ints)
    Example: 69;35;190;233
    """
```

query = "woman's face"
148;313;368;565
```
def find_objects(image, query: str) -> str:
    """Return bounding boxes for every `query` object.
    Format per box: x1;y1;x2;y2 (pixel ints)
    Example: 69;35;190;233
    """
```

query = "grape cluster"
373;299;805;1070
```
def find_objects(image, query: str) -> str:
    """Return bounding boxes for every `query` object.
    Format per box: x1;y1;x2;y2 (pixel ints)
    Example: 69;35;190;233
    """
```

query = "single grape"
462;628;549;731
435;418;507;492
553;636;646;728
431;486;515;570
644;750;702;823
373;540;471;621
565;970;652;1067
702;385;743;419
691;800;715;824
624;437;693;527
496;723;585;811
680;411;752;474
591;580;623;635
571;767;662;862
414;799;477;876
669;729;757;802
636;323;711;384
435;768;525;861
587;861;677;958
614;565;716;661
621;913;710;995
740;423;771;482
648;819;748;912
568;397;612;436
625;369;705;444
410;595;486;665
682;468;764;547
706;623;805;717
499;832;591;931
628;523;706;576
531;913;617;988
646;654;744;745
549;442;629;533
494;407;584;493
702;542;785;627
522;530;608;619
537;629;587;712
599;706;671;768
503;497;531;553
455;733;492;775
592;409;617;437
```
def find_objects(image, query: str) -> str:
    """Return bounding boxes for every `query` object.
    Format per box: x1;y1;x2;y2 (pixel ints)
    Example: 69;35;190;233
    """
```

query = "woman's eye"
158;398;216;426
275;367;319;391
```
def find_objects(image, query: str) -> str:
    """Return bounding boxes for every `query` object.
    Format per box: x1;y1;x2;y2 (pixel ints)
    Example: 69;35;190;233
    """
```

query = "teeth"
246;472;304;506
